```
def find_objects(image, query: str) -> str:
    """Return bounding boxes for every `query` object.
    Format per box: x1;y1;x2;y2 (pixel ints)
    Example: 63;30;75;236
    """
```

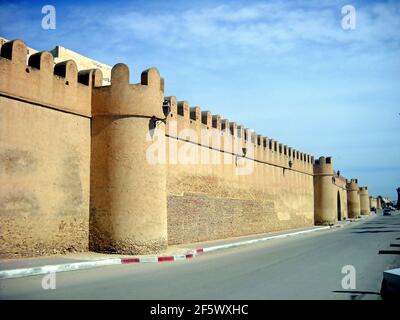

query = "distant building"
50;46;111;85
1;37;111;85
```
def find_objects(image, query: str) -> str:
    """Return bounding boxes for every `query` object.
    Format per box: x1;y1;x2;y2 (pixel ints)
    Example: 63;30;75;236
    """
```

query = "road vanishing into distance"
1;213;400;300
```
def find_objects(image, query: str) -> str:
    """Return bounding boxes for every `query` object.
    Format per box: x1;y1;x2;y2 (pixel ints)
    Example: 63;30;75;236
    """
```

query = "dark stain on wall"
0;191;39;216
0;148;37;175
57;143;83;215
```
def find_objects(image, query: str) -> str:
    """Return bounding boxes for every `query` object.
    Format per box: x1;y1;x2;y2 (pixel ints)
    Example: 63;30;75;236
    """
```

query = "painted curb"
0;258;121;280
0;225;333;280
120;253;195;264
0;254;197;280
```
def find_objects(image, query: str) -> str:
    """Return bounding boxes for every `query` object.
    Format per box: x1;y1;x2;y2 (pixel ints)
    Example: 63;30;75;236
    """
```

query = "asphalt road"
1;213;400;300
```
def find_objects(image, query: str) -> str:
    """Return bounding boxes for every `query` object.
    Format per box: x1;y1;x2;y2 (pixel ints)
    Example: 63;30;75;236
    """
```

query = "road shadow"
352;226;390;230
332;290;381;300
378;250;400;255
351;230;400;234
363;223;400;226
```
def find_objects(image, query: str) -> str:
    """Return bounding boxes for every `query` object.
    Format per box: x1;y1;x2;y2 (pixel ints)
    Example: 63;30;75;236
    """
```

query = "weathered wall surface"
313;157;348;225
359;187;370;215
0;97;90;258
167;162;314;245
336;177;348;220
347;179;361;218
0;40;95;258
90;64;168;255
165;97;314;245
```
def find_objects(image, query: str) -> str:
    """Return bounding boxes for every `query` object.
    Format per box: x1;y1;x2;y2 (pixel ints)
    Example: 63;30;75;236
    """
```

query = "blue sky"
1;0;399;200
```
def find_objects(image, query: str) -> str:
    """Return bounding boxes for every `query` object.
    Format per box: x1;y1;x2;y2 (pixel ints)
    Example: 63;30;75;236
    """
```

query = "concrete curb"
0;254;196;280
0;225;332;280
120;253;195;264
0;258;122;280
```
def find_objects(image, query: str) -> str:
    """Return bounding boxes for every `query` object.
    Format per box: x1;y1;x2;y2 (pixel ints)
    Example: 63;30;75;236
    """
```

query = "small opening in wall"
25;68;30;73
65;81;69;85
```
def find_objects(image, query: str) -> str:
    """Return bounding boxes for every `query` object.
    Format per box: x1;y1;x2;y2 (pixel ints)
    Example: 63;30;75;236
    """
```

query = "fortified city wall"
0;39;373;258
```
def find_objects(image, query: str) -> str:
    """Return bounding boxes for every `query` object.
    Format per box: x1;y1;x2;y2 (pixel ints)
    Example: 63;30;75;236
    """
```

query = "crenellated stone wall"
0;40;98;258
164;96;314;244
0;38;373;258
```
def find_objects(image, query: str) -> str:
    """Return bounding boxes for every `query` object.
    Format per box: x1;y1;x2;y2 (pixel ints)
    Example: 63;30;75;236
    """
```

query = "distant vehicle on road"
383;207;391;216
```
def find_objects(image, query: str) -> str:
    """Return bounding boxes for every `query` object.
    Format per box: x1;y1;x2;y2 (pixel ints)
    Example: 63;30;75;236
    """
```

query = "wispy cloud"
2;1;400;64
103;1;400;53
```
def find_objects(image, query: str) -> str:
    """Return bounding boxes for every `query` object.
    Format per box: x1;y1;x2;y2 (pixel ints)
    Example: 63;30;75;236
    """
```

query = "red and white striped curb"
121;253;195;264
0;225;333;280
0;254;197;280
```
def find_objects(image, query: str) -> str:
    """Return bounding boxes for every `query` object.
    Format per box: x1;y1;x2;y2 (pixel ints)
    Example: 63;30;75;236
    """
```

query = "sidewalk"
0;218;367;280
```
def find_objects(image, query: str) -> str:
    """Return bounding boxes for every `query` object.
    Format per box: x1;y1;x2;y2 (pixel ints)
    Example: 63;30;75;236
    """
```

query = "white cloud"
102;1;400;54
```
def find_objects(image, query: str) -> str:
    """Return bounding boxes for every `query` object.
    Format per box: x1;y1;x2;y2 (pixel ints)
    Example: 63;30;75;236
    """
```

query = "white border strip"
202;226;330;253
0;258;121;280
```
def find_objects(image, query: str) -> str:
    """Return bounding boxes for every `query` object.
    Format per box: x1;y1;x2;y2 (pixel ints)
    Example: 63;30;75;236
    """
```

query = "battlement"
164;95;313;173
346;178;359;191
91;63;164;118
314;156;332;166
335;174;347;183
313;156;333;175
359;186;368;192
190;106;201;122
212;114;221;129
229;122;238;137
201;111;212;128
177;100;190;118
0;39;102;117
